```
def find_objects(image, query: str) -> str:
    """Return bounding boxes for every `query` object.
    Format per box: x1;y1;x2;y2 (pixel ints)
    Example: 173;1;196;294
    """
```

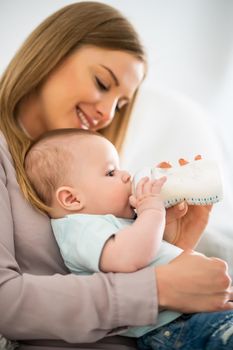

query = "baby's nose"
121;171;131;183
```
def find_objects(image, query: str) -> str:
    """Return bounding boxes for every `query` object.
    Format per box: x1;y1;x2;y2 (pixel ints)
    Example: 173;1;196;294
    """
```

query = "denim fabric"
137;310;233;350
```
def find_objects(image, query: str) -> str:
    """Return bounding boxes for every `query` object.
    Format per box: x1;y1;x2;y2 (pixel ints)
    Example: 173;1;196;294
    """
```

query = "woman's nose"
96;96;118;122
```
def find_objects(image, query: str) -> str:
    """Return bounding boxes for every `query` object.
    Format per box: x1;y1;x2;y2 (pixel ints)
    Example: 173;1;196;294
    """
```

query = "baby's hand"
130;177;166;216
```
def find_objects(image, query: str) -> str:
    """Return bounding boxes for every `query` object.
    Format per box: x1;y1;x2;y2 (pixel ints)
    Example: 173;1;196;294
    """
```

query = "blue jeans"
137;310;233;350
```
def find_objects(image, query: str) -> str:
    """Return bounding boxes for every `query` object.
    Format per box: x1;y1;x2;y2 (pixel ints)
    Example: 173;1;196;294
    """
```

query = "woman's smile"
76;106;94;129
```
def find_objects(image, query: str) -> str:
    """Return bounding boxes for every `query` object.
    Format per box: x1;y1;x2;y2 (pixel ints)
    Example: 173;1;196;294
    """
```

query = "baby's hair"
24;128;103;211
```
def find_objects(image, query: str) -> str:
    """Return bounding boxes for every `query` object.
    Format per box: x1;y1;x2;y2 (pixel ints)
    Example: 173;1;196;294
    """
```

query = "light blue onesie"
51;214;183;337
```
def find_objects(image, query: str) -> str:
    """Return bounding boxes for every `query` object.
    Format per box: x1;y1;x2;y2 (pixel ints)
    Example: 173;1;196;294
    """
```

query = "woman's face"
21;46;145;138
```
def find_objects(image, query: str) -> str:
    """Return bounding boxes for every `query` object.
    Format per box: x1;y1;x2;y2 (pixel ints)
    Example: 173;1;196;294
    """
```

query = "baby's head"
24;129;134;219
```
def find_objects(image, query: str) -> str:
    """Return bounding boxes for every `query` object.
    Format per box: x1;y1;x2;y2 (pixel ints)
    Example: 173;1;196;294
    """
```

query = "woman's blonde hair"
0;1;146;212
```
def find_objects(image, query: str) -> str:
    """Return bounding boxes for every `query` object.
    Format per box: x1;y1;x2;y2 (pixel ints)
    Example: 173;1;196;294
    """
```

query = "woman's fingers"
220;302;233;311
155;250;233;313
166;202;188;223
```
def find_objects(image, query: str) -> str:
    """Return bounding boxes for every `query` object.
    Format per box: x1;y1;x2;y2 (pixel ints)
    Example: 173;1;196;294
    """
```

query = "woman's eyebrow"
100;65;119;86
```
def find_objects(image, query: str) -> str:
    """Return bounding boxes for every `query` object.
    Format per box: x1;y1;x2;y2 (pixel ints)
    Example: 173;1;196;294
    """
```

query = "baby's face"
70;135;135;219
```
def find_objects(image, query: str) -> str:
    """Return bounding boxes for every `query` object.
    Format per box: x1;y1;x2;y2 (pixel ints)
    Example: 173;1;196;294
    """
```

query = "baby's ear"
55;186;85;212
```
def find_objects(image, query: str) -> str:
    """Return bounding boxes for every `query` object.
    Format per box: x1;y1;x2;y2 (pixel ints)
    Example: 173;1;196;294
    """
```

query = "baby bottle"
133;158;223;208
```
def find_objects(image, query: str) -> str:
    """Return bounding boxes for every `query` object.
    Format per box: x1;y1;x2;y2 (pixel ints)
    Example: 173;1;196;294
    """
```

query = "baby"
24;128;233;350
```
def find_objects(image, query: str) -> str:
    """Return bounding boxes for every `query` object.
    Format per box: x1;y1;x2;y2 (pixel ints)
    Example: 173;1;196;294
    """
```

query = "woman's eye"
95;77;109;92
107;170;115;177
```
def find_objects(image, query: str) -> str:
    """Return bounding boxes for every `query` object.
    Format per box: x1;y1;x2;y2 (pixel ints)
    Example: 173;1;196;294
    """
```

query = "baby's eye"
106;169;115;177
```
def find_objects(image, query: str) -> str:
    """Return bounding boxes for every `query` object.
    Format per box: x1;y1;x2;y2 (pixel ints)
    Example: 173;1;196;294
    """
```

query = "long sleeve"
0;134;157;344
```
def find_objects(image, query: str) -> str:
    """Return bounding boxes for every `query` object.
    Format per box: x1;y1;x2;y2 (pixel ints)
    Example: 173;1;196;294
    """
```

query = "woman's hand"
155;249;233;313
163;202;212;249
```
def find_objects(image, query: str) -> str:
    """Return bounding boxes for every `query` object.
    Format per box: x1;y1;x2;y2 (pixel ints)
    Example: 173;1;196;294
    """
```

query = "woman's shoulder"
0;131;13;162
0;131;10;154
0;131;15;181
0;130;7;143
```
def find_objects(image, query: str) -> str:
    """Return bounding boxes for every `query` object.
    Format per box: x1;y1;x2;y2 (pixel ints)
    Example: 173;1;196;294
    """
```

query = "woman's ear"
55;186;85;212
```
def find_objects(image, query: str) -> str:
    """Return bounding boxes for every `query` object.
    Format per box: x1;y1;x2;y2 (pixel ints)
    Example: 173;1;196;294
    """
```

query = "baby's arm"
100;177;166;273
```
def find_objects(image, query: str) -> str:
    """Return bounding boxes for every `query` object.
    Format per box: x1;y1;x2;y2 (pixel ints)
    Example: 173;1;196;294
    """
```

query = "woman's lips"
76;106;90;129
76;107;99;130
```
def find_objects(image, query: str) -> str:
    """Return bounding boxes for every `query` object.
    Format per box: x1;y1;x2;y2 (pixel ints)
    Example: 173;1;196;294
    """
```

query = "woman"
0;2;232;350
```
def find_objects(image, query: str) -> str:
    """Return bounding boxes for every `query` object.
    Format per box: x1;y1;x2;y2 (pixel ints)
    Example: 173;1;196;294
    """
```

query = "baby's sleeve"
51;214;119;274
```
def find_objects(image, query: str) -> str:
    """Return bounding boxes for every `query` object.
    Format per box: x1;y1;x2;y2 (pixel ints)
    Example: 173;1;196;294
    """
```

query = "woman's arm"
0;158;157;341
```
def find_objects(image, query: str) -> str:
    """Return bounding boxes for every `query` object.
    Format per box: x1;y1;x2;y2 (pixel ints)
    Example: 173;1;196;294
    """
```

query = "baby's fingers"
151;176;167;194
129;195;137;208
136;176;149;198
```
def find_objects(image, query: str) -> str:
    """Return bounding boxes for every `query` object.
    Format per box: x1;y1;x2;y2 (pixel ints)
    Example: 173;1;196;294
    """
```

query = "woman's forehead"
70;46;145;84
